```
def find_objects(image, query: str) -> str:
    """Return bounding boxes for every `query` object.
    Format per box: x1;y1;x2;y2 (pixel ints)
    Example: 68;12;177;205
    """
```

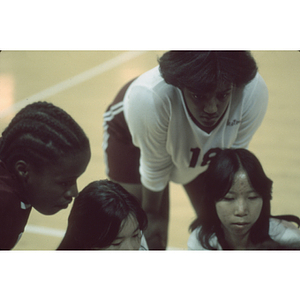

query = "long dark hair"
159;51;258;94
57;180;148;250
190;148;300;249
190;148;274;249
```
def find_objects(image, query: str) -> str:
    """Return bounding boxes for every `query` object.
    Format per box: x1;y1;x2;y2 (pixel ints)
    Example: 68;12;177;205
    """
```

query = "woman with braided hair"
0;101;91;250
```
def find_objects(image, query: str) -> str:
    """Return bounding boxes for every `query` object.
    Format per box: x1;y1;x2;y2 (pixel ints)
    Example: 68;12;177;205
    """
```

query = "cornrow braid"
0;101;90;171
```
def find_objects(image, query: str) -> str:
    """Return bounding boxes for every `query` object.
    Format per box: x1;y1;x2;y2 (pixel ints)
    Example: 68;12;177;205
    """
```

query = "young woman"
188;148;300;250
57;180;148;250
0;101;91;250
103;51;269;249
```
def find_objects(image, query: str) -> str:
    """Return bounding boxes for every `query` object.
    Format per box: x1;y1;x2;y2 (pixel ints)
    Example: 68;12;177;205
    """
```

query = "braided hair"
0;101;90;171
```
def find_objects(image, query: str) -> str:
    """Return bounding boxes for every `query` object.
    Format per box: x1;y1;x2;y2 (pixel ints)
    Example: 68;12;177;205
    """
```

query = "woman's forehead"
118;214;139;238
188;80;233;95
230;169;253;191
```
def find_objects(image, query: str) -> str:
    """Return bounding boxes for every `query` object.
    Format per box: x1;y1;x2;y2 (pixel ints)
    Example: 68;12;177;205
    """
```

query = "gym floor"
0;50;300;250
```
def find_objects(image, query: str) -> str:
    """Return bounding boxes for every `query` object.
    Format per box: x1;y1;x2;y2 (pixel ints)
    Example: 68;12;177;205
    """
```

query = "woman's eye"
223;197;234;201
217;93;230;101
248;196;259;200
190;93;205;101
111;242;122;246
59;180;75;187
133;231;142;239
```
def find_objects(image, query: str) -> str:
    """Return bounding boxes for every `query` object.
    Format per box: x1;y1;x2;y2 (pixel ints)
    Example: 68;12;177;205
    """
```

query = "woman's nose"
203;97;218;114
121;239;140;250
65;183;78;198
235;199;248;216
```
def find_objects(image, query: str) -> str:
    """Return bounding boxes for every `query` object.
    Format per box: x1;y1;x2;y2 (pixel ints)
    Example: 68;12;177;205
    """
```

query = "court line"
0;51;145;119
25;224;65;238
4;51;185;251
2;50;145;245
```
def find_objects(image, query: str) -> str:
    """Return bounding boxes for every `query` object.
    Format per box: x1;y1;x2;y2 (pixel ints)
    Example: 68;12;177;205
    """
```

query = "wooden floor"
0;50;300;250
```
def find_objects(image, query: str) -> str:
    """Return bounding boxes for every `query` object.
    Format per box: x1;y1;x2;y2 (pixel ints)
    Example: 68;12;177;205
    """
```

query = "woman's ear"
14;160;30;182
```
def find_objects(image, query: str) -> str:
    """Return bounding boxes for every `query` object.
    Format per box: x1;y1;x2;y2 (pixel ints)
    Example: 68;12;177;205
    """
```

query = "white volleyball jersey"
123;66;268;192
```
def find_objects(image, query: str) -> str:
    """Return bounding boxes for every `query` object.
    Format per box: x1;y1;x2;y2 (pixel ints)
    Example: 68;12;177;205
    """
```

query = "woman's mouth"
231;223;250;229
56;200;72;209
200;115;218;125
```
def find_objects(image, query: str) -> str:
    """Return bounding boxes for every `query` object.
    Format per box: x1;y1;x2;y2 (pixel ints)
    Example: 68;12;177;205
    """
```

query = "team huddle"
1;51;300;250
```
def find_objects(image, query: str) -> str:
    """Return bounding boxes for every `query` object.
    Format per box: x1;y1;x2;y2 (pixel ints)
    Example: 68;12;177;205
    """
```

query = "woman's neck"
223;229;253;250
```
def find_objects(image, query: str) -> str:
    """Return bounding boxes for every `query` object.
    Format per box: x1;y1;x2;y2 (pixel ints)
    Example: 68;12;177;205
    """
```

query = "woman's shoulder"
188;227;204;250
139;233;149;250
123;67;180;129
244;72;268;95
269;217;300;244
125;66;179;104
188;227;221;250
236;72;268;112
269;217;300;230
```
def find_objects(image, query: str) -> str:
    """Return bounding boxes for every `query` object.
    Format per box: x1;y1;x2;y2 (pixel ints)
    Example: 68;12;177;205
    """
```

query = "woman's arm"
142;185;169;250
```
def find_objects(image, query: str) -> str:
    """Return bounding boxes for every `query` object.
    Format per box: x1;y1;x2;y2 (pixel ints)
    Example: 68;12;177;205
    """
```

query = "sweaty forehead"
231;169;254;192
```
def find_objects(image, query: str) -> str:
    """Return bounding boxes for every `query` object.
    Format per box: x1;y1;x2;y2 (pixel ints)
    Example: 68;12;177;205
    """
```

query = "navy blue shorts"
103;79;141;184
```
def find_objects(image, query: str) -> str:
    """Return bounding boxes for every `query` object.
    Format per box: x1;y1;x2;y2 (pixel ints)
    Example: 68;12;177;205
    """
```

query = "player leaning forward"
103;51;268;250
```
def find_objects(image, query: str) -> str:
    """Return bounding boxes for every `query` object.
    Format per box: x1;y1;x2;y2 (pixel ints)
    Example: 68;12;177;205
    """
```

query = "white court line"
0;51;145;119
25;224;65;238
4;51;185;251
2;51;145;244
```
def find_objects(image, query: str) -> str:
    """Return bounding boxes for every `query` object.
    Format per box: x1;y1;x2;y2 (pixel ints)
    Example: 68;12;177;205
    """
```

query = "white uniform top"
188;218;300;250
139;233;148;250
123;66;268;192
